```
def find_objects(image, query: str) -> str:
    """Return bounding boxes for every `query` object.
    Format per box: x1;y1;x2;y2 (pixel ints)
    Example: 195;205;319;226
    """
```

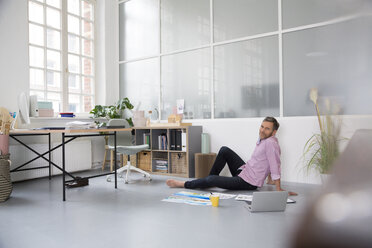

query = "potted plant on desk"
90;96;135;144
90;97;134;127
90;98;135;171
303;88;344;183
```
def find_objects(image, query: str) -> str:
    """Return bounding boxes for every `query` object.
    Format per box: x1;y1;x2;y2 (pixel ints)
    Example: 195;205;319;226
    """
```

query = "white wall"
192;115;372;184
0;0;29;112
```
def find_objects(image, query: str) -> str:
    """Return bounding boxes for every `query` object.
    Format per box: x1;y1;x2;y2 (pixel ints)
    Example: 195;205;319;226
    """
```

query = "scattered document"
65;121;96;129
162;191;237;206
162;195;211;206
175;191;236;200
210;192;236;200
235;194;296;203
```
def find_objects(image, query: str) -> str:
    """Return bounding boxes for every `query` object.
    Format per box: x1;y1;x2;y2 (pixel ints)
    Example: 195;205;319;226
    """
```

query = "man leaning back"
166;116;298;196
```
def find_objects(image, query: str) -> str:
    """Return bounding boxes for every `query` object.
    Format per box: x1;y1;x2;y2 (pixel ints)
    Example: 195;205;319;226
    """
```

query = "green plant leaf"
90;98;135;127
126;117;134;127
117;97;134;111
302;111;345;175
90;105;106;118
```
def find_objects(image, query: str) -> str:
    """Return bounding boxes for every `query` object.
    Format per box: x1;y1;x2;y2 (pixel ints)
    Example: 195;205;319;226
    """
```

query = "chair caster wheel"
125;181;129;184
149;178;152;181
143;174;146;177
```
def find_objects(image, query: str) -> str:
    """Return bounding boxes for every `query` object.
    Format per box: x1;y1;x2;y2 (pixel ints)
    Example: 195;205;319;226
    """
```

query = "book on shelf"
154;160;168;165
143;133;150;146
155;165;168;170
154;159;168;172
157;133;167;150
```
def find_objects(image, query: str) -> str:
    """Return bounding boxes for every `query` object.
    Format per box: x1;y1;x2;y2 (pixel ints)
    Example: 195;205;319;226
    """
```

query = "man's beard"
260;131;274;139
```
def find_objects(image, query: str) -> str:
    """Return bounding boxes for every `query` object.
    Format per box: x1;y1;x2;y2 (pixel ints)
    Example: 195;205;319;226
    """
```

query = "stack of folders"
154;160;168;172
37;101;54;117
157;133;167;150
170;130;187;151
143;133;150;146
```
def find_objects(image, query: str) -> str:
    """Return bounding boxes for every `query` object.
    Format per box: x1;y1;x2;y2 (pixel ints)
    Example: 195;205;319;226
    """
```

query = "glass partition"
283;16;372;116
119;0;159;61
120;58;160;113
214;0;277;42
214;36;279;118
161;48;211;119
161;0;210;52
283;0;371;29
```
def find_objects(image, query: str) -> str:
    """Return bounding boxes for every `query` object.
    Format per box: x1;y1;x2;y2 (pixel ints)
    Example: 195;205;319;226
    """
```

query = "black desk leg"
62;133;66;201
48;133;51;180
114;131;117;189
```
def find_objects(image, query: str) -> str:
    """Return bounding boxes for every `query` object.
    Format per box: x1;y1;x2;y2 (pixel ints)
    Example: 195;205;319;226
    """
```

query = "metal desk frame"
9;128;129;201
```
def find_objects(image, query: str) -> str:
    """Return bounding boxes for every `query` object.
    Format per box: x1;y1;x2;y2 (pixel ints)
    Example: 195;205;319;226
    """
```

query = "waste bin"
195;153;216;178
0;154;12;202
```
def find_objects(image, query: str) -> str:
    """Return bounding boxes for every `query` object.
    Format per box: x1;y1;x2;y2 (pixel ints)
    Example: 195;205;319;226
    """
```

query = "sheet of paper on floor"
162;191;237;206
162;195;211;206
175;191;236;200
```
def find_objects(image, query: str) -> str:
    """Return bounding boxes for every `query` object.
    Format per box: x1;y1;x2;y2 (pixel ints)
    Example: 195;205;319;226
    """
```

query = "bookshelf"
133;126;202;178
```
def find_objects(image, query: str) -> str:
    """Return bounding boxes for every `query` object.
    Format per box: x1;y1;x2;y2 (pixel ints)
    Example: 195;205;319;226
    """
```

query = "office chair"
106;119;151;183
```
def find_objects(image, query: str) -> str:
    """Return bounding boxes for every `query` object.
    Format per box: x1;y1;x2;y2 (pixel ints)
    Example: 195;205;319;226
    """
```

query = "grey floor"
0;170;319;248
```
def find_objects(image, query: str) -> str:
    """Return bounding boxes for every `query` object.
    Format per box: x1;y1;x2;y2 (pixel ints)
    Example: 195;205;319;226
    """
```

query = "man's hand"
274;179;298;196
288;191;298;196
277;187;298;196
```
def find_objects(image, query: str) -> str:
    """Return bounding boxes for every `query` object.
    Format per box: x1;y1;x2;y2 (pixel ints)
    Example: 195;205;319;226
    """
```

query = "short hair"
263;116;279;131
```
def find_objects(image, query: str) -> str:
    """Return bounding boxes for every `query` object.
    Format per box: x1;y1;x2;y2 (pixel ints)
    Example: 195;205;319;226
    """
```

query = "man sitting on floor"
166;116;298;196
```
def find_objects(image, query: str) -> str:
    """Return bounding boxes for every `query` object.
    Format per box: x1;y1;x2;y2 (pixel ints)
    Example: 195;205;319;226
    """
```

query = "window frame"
28;0;96;114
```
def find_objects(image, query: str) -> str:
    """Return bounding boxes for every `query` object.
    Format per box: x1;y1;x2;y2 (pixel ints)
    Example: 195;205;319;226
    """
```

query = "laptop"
246;191;288;212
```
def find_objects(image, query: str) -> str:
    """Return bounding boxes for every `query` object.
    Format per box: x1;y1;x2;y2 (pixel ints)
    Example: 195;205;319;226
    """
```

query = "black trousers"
185;146;257;190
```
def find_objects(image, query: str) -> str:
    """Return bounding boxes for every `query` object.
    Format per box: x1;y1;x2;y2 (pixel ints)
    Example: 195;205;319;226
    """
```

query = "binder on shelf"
170;130;176;150
181;131;187;152
175;130;182;151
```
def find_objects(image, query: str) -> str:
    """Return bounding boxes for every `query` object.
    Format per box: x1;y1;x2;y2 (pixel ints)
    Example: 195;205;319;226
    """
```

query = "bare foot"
166;179;185;188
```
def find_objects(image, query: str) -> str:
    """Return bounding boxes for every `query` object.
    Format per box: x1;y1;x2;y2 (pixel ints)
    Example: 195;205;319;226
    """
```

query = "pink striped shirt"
238;136;281;187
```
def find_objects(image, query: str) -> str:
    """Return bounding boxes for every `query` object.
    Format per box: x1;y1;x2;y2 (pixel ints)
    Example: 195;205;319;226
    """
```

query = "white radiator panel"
52;140;92;175
9;144;50;182
9;140;92;182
